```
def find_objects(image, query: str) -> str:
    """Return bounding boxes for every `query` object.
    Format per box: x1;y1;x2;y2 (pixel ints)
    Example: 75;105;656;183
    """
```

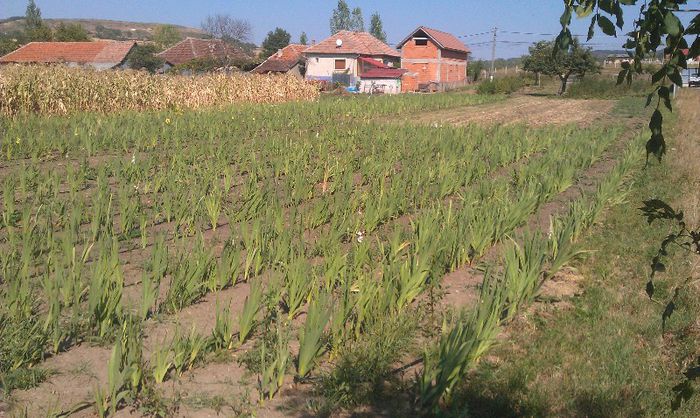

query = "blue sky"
1;1;690;58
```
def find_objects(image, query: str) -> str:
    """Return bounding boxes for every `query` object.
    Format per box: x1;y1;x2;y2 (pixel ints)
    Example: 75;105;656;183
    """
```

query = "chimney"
311;39;316;45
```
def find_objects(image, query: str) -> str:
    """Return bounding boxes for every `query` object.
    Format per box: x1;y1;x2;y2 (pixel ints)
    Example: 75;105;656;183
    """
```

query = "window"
334;59;346;70
415;38;428;46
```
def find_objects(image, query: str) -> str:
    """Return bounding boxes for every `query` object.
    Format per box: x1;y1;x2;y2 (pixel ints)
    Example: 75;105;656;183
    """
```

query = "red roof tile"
304;31;399;57
361;67;407;79
157;37;248;66
251;44;306;74
397;26;470;54
0;41;135;65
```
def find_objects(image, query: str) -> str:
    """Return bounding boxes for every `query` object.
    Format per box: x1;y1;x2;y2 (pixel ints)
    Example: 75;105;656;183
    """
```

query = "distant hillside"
0;17;207;41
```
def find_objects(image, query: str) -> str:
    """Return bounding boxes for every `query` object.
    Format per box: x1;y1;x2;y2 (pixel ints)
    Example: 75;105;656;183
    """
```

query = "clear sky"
1;0;693;58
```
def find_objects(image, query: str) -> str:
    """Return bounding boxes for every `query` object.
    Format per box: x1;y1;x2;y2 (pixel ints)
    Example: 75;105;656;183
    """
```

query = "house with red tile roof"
0;41;136;70
356;57;407;94
303;31;400;86
251;44;306;77
396;26;470;92
157;37;248;69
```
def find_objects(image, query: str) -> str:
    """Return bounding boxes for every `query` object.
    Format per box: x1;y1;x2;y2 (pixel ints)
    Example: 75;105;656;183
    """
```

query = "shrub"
565;76;650;99
477;76;527;95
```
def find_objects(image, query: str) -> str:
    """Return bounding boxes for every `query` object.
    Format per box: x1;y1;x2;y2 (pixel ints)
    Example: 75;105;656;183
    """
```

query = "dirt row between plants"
396;95;616;128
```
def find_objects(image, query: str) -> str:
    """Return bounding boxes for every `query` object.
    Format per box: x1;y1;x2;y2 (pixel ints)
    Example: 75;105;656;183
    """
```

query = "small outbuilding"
357;57;407;94
157;37;248;70
251;44;307;77
396;26;470;92
0;41;136;70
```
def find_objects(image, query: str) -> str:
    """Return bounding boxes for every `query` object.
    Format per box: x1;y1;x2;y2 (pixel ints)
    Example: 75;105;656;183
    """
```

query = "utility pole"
489;27;497;81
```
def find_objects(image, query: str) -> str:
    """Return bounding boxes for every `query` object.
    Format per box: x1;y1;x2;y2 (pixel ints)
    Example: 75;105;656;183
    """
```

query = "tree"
24;0;42;32
24;0;51;41
126;44;164;73
53;23;90;42
154;24;182;50
522;38;599;95
201;14;252;43
260;27;291;59
369;12;386;42
556;0;698;161
350;7;365;32
299;32;308;45
468;60;486;82
330;0;351;34
0;34;21;56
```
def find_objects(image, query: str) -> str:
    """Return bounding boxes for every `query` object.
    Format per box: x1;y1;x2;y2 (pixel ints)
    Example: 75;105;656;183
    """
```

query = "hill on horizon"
0;17;207;42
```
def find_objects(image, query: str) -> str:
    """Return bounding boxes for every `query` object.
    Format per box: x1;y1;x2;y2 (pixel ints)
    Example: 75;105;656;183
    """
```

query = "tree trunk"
558;73;570;95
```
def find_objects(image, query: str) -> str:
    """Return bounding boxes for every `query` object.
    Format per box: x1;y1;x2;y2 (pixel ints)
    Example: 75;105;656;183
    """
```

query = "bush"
565;77;651;99
477;76;527;95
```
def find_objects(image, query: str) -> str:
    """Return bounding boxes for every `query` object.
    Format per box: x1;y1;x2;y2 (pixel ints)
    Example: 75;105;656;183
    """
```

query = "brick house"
303;31;400;86
0;41;136;70
396;26;470;92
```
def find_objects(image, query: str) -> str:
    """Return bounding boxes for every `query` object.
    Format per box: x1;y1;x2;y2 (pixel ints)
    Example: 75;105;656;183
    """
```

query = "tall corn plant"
297;291;332;378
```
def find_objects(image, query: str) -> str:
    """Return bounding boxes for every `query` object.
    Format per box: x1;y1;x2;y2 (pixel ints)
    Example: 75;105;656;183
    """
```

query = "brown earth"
398;95;616;127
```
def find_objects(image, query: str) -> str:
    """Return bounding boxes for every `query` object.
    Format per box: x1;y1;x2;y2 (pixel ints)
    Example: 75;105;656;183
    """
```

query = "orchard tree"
330;0;351;34
522;38;599;95
260;27;291;59
154;24;182;49
370;12;386;42
299;31;308;45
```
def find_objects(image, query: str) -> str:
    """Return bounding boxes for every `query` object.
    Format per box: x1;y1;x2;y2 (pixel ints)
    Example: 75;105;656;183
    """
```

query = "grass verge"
449;91;700;417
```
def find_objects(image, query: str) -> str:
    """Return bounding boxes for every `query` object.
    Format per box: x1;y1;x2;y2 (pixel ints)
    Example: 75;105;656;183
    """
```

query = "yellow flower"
15;137;20;144
165;118;171;125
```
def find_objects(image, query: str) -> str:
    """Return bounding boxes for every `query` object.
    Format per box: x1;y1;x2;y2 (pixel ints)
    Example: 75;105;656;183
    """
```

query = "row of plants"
1;94;628;415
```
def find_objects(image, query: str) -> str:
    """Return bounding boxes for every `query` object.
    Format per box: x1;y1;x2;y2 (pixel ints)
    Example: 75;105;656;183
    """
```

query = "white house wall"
359;79;401;94
305;54;359;83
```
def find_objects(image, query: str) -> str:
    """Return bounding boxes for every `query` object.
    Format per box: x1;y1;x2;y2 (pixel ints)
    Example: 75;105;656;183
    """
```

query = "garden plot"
0;91;642;417
401;95;616;127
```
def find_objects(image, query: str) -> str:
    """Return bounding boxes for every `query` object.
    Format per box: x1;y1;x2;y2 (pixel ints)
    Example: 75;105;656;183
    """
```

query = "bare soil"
398;95;615;127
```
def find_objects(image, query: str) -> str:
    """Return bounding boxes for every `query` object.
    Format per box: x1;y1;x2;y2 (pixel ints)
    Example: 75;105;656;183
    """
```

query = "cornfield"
0;65;319;116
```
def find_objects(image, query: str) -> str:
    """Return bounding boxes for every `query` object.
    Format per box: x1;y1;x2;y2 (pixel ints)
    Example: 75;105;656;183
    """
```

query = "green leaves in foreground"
239;280;264;345
418;273;504;411
297;291;333;378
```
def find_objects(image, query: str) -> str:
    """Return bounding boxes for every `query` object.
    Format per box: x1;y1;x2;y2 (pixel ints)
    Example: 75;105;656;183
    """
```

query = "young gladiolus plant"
297;291;333;378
